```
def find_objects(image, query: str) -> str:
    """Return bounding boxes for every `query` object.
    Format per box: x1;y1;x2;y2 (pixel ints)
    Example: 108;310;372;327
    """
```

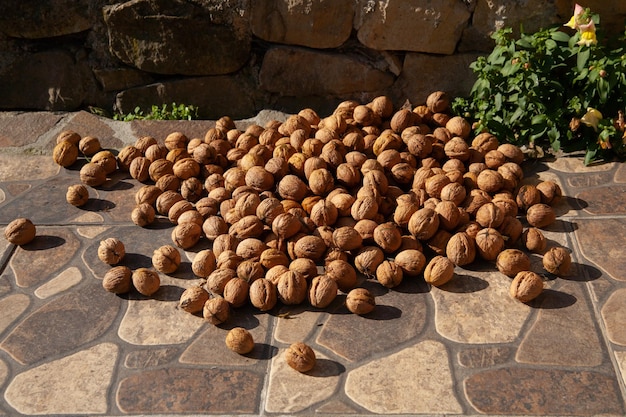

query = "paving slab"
0;111;625;416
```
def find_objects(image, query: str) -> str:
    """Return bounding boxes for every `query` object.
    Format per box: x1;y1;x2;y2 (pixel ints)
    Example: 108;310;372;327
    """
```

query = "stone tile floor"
0;111;625;416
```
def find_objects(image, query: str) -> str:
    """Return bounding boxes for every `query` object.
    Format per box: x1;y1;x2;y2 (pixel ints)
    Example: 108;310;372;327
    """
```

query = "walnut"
202;216;228;240
471;132;499;154
116;145;141;171
293;235;327;262
346;288;376;315
543;246;572;276
92;150;118;175
272;212;302;240
164;131;188;150
203;296;231;325
206;268;236;294
285;342;316;373
277;270;308;305
323;259;356;292
102;266;132;294
168;200;194;224
132;268;161;296
98;237;125;265
496;249;531;278
236;260;264;283
424;173;450;199
435;200;461;231
53;141;79;167
526;203;556;228
475;228;505;261
179;286;210;314
475;202;505;228
376;260;403;288
394;249;427;277
440;182;467;206
66;184;89;207
350;196;379;221
135;185;162;206
191;249;217;278
131;203;156;227
223;277;250;307
424;255;455;287
152;245;181;274
249;278;278;311
498;143;524;165
148;159;174;183
56;130;81;145
536;180;562;205
408;207;440;240
212;234;240;258
171;222;202;249
445;116;471;139
426;91;450;113
332;226;363;252
476;169;504;194
225;327;255;354
288;258;317;281
426;229;452;256
79;162;107;187
444;137;470;161
516;184;541;211
484;150;506;169
308;275;338;308
521;227;547;254
310;199;338;227
446;232;476;266
155;191;184;216
230;215;265;239
510;271;543;302
498;215;523;246
373;222;402;253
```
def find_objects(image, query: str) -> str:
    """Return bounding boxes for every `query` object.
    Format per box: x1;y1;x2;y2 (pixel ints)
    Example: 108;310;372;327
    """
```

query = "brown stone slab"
10;228;80;288
601;288;626;346
576;185;626;215
0;281;121;365
49;111;121;151
465;367;624;415
124;347;180;369
0;155;59;182
575;219;626;282
0;112;63;148
316;278;428;362
458;346;514;368
116;367;263;414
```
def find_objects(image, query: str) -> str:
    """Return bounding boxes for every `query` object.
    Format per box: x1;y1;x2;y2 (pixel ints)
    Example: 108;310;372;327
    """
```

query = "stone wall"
0;0;623;119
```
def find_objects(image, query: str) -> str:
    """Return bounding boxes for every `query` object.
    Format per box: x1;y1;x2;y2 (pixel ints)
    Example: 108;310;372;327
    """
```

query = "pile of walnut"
51;92;572;365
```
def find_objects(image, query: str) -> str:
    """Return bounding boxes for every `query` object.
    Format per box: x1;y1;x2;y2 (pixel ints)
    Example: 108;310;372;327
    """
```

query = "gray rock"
103;0;251;76
250;0;354;48
259;46;394;96
355;0;472;54
0;50;90;111
394;52;482;106
0;0;91;39
93;68;155;92
115;75;259;120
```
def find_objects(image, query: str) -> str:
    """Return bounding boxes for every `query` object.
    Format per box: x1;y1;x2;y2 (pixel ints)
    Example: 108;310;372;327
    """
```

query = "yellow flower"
577;21;597;46
581;108;602;131
564;4;585;29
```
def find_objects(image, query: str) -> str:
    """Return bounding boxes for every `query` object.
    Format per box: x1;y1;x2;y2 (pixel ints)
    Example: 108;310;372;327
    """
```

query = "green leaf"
531;114;548;125
584;148;598;165
551;30;571;43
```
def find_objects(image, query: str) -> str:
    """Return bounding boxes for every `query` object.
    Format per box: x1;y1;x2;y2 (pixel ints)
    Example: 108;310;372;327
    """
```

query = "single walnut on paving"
285;342;316;373
4;218;36;246
97;238;125;265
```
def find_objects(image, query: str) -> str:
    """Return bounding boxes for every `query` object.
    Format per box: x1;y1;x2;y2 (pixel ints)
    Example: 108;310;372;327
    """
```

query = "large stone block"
0;50;90;111
115;75;259;120
103;0;251;76
355;0;472;54
259;46;394;96
394;52;481;105
250;0;354;49
0;0;91;39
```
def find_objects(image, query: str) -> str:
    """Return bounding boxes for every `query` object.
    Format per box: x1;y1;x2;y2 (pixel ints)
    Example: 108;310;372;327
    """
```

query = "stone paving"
0;110;626;416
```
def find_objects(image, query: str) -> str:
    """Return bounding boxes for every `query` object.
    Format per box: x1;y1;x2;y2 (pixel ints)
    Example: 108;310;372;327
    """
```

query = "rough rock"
250;0;354;49
115;75;259;120
103;0;251;76
0;50;90;111
93;68;155;92
459;0;563;52
355;0;472;54
0;0;91;39
394;52;481;106
259;46;394;97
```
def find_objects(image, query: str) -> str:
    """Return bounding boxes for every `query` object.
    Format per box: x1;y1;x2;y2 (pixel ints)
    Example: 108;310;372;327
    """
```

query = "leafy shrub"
453;5;626;164
114;103;199;121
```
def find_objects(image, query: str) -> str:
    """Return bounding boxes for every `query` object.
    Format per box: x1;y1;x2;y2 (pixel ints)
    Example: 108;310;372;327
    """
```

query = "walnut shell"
277;270;308;305
424;255;455;287
516;184;541;211
102;266;132;294
376;260;403;288
203;296;231;325
346;288;376;315
236;238;268;261
152;245;181;274
132;268;161;296
131;203;155;227
536;180;562;205
249;278;278;311
426;91;450;113
206;268;236;294
526;203;556;228
230;215;265;239
155;191;184;216
80;162;107;187
510;271;543;302
272;212;302;240
308;275;338;308
98;237;125;265
543;246;572;276
496;249;531;278
225;327;254;354
92;150;118;175
135;185;162;206
116;145;141;171
475;202;505;228
395;249;427;277
223;277;250;307
521;227;547;254
56;130;81;145
171;222;202;250
475;228;505;261
65;184;89;207
285;342;316;373
373;222;402;253
446;232;476;266
53;141;79;167
179;286;210;313
408;207;440;240
293;235;327;261
148;159;174;182
332;226;363;251
192;249;217;278
476;169;504;194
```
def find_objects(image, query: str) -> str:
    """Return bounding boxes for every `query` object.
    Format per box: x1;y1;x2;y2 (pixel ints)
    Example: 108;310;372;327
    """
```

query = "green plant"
453;4;626;164
113;103;199;121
